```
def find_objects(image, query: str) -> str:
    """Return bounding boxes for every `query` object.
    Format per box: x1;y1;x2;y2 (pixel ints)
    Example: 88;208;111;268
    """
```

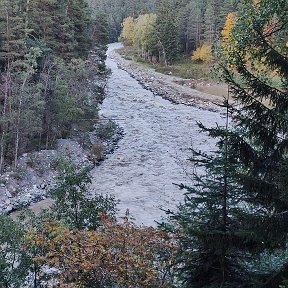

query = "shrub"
191;43;213;62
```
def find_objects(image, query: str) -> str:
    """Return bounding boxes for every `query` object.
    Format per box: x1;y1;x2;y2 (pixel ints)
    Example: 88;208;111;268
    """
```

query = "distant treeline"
89;0;238;61
87;0;157;42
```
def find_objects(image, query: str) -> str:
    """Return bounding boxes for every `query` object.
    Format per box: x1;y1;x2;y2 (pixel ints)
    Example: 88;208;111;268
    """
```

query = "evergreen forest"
0;0;288;287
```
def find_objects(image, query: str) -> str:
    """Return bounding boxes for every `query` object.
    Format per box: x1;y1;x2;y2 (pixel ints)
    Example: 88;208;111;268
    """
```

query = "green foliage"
91;0;239;57
68;0;93;59
0;214;31;288
0;0;27;67
165;0;288;287
95;120;117;140
119;0;239;65
26;0;92;60
26;0;72;60
134;13;157;55
0;0;108;170
51;161;118;230
220;0;288;232
119;46;211;79
87;0;156;42
91;13;109;46
41;57;95;143
155;60;209;79
164;110;255;287
155;0;180;64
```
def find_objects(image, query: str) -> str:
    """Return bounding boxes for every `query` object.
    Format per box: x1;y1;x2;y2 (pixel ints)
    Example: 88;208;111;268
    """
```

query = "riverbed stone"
90;43;225;227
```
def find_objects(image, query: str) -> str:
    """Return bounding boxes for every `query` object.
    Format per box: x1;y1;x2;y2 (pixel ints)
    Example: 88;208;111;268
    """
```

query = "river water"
90;43;224;226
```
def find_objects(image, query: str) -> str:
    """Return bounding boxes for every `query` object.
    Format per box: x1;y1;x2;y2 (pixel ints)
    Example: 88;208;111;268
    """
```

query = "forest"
119;0;238;64
1;0;288;287
0;0;109;173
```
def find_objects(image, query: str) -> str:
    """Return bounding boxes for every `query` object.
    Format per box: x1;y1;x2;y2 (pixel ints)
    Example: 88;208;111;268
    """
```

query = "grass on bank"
117;46;282;102
117;46;214;80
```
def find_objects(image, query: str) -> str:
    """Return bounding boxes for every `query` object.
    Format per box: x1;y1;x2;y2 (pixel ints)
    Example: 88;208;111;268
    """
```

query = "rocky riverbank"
2;43;224;221
90;43;225;226
0;118;124;215
112;46;225;112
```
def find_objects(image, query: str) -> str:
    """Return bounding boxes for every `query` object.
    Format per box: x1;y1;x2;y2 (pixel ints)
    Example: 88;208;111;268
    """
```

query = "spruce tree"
215;0;236;38
27;0;77;60
155;0;179;64
188;0;205;50
220;0;288;249
177;0;198;54
91;13;109;47
0;0;28;170
220;2;288;283
67;0;92;59
167;0;288;287
203;1;215;45
165;101;257;287
0;0;27;65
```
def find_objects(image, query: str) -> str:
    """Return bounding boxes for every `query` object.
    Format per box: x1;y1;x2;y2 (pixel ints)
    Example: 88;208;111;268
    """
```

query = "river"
12;43;224;226
90;43;224;226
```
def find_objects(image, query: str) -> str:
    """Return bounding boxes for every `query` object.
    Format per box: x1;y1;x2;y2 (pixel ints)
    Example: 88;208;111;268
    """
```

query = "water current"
90;43;225;226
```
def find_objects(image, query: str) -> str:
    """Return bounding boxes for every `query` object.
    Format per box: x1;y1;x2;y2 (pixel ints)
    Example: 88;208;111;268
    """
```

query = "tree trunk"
0;66;11;173
14;76;28;169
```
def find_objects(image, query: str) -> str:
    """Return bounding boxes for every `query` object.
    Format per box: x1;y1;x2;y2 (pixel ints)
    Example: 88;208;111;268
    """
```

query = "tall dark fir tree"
155;0;179;64
167;0;288;287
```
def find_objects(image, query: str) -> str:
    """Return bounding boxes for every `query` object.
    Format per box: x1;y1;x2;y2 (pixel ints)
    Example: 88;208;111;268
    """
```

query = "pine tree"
26;0;76;60
165;99;258;287
67;0;92;59
0;0;27;65
155;0;179;64
91;13;109;46
188;0;204;50
177;0;195;54
0;0;28;171
168;0;288;287
203;1;215;45
0;0;106;171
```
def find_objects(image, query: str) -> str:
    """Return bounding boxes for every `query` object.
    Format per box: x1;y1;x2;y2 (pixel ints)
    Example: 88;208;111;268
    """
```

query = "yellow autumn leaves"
191;12;237;62
27;215;177;287
121;14;157;52
191;43;213;62
121;16;135;46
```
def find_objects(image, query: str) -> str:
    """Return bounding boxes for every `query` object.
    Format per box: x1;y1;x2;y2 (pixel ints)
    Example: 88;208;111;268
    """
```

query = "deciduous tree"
121;16;135;45
28;215;176;287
